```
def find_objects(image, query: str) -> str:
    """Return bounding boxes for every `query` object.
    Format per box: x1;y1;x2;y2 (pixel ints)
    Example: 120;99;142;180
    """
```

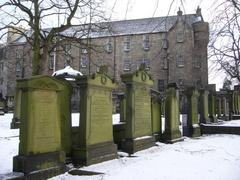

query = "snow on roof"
13;14;199;43
52;66;82;78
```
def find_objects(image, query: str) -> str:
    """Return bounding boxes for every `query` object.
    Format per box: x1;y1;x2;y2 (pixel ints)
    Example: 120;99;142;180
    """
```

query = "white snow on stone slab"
135;136;152;140
112;114;120;125
71;113;80;127
220;120;240;127
52;66;83;77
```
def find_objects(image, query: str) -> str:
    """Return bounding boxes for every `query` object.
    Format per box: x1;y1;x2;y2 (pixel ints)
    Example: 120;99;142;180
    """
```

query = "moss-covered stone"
151;93;162;141
162;83;183;143
13;75;71;178
199;89;211;124
73;72;117;165
120;70;155;153
185;87;201;137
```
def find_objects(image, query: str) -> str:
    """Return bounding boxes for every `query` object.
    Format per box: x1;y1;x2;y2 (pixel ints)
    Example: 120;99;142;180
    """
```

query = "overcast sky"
104;0;225;89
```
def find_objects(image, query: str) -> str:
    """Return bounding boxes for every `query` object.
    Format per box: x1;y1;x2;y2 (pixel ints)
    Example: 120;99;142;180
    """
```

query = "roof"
12;13;201;43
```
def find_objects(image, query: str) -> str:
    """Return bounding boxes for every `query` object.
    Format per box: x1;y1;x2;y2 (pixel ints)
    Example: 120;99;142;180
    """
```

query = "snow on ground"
0;114;19;175
51;134;240;180
1;113;240;180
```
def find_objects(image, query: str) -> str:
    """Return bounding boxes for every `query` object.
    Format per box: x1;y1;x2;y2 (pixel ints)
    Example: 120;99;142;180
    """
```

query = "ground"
1;113;240;180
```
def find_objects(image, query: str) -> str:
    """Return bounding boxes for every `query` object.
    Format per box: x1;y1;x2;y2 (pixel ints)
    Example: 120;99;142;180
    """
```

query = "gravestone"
118;92;126;122
222;96;229;121
120;68;155;154
185;87;201;137
151;89;162;141
208;84;217;123
162;83;183;143
199;89;211;124
11;89;22;129
216;97;222;118
13;75;72;179
73;70;117;165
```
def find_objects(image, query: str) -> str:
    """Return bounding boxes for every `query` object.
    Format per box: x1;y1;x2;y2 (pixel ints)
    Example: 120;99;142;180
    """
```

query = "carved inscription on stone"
30;90;60;154
134;88;151;136
89;92;112;144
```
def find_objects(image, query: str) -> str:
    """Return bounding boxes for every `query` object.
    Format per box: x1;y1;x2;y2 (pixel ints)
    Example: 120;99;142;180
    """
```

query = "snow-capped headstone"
120;67;155;154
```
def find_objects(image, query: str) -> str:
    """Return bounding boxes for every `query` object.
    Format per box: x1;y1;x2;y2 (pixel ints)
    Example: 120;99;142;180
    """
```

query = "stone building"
0;8;209;103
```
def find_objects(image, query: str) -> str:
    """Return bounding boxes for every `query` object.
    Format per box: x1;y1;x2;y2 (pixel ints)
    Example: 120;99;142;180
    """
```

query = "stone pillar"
73;71;117;165
216;97;222;118
120;69;155;154
199;89;211;124
185;87;201;137
238;92;240;114
13;76;72;179
118;93;126;122
222;96;229;121
208;84;217;123
151;90;162;141
162;83;183;143
10;89;22;129
228;90;234;119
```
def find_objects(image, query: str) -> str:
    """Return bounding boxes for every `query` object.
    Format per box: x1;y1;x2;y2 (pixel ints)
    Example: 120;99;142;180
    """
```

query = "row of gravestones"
11;68;240;179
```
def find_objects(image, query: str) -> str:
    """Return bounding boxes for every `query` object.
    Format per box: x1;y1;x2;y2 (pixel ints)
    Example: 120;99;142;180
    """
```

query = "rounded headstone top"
52;66;82;80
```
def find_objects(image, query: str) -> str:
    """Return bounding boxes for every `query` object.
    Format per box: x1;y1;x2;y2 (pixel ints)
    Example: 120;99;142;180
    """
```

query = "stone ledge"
121;136;155;154
201;124;240;135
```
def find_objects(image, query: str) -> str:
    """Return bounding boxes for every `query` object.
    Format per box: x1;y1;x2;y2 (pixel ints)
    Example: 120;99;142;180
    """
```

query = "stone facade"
0;8;209;102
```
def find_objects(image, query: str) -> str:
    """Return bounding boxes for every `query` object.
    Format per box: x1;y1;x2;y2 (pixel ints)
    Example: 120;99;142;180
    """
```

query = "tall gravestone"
73;71;117;165
151;90;162;141
185;87;201;137
216;97;222;118
162;83;183;143
13;75;72;179
120;69;155;154
11;89;22;129
208;84;217;123
199;89;211;124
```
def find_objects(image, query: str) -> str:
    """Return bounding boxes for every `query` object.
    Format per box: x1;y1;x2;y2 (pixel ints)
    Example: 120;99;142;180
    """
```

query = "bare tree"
209;0;240;83
0;0;107;75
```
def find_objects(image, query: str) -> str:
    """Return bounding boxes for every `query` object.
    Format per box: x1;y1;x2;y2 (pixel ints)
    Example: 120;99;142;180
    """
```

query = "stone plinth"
162;83;183;143
120;69;155;154
199;89;211;124
151;90;162;141
13;75;72;179
73;72;117;165
185;87;201;137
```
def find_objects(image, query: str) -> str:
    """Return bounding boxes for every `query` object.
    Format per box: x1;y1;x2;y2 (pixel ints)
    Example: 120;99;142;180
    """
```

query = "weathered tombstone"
216;97;222;118
11;89;22;129
208;84;217;123
118;92;126;122
162;83;183;143
199;89;211;124
222;96;229;121
185;87;201;137
73;69;117;165
228;90;234;120
13;75;72;179
0;94;6;115
151;89;162;141
120;68;155;154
